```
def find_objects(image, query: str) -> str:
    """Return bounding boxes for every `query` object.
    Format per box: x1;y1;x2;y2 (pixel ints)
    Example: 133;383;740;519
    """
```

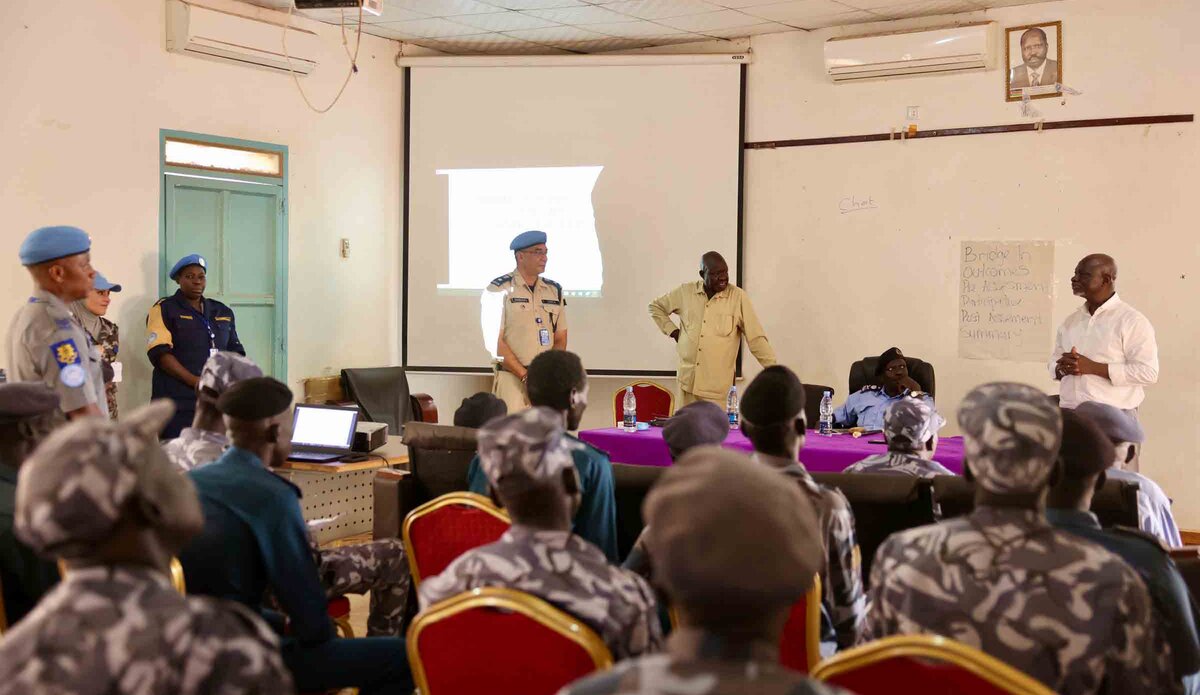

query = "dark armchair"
848;355;936;398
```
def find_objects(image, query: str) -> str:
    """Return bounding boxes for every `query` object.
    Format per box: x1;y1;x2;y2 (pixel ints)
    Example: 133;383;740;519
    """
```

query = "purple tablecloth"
578;427;964;474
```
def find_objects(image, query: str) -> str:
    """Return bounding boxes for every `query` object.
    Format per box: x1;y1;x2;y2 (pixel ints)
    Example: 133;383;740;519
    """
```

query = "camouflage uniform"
557;628;849;695
163;427;229;471
844;398;951;478
162;351;259;472
319;538;410;636
753;452;864;650
865;382;1177;694
69;299;120;420
843;451;952;478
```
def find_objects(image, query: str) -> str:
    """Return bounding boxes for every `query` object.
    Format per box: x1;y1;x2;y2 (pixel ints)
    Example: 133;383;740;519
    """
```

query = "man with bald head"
866;382;1176;694
649;251;776;405
1051;254;1157;470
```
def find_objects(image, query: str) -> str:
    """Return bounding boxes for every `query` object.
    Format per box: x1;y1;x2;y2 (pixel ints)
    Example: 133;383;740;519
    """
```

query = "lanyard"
188;299;216;349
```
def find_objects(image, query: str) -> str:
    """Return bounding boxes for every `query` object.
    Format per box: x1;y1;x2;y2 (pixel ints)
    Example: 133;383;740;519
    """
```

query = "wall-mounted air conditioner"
166;0;320;75
825;22;996;83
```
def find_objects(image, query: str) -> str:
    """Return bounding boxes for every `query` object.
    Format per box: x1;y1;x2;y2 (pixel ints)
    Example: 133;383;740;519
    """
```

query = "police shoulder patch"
50;339;82;368
490;274;513;287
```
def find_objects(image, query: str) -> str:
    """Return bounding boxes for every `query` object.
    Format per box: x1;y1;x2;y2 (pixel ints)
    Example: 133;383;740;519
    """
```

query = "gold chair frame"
795;573;822;669
612;381;676;424
57;557;186;595
811;634;1054;695
406;586;612;695
401;492;511;586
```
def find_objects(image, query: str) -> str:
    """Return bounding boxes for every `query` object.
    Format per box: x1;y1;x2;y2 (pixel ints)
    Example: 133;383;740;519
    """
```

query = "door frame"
159;129;289;381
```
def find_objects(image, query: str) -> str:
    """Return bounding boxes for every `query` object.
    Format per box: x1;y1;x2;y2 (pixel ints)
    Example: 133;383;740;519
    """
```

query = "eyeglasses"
520;248;549;257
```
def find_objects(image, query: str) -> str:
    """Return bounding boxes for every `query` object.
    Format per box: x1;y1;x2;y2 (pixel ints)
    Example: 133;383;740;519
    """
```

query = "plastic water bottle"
623;386;637;432
819;390;834;436
727;385;739;429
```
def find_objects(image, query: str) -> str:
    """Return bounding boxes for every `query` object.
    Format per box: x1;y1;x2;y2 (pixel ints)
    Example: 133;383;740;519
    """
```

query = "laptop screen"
291;405;358;450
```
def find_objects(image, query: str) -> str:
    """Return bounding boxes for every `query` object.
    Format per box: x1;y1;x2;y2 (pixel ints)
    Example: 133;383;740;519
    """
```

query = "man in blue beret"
146;253;245;438
7;225;108;419
481;230;568;412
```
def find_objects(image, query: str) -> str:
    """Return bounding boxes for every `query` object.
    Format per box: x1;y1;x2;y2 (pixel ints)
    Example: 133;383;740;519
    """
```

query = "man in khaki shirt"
649;252;776;405
483;230;568;412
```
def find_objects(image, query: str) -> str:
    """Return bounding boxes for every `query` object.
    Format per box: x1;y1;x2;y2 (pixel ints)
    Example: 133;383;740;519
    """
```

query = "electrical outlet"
907;106;919;120
340;238;350;258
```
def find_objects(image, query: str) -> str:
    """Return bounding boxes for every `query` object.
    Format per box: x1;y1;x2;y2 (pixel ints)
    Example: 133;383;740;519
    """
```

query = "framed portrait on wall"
1005;21;1062;101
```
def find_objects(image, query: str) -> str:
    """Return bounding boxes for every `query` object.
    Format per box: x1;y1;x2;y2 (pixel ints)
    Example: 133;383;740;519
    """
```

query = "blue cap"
93;271;122;293
509;230;547;251
19;226;91;266
169;254;207;281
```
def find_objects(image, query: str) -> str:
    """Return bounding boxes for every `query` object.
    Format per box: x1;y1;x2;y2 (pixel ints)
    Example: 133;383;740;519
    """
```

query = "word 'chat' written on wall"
958;241;1054;362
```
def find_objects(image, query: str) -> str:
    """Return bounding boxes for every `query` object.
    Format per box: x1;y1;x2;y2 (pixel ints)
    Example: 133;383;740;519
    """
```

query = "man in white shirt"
1051;254;1158;469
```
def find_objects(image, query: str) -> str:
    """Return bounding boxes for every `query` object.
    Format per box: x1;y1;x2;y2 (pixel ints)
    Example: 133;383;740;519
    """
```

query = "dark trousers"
282;636;413;695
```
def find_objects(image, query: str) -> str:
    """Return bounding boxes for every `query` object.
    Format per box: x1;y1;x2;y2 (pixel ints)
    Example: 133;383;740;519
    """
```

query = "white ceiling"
247;0;1057;54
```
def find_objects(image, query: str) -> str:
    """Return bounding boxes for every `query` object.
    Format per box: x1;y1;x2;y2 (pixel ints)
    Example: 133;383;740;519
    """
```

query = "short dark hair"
1058;409;1112;480
1021;27;1048;46
526;351;585;411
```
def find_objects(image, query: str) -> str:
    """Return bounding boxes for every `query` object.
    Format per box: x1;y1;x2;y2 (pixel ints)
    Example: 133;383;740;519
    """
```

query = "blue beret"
19;226;91;266
509;230;547;251
1074;401;1145;444
169;254;207;280
93;271;122;293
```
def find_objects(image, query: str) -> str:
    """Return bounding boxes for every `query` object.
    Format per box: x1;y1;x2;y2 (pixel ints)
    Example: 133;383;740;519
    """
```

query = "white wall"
0;0;403;411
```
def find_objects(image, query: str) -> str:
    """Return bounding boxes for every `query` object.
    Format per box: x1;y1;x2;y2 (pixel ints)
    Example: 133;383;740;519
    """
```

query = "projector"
294;0;381;16
353;421;389;453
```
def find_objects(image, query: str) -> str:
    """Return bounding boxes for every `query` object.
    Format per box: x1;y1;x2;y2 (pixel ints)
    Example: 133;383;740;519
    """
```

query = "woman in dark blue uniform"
146;254;245;438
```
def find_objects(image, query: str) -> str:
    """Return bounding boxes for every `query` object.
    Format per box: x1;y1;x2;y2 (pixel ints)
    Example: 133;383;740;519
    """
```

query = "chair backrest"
778;573;823;673
612;463;668;561
612;382;675;425
848;356;936;398
341;367;412;432
933;475;1141;528
306;371;437;426
403;492;511;586
810;473;937;586
409;586;612;695
801;384;835;429
812;634;1054;695
403;422;478;510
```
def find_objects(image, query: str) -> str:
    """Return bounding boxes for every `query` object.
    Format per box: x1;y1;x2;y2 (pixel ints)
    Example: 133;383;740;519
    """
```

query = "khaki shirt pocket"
714;314;735;337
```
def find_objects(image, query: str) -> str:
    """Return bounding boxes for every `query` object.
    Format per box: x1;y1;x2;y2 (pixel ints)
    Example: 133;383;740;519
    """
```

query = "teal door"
162;174;287;379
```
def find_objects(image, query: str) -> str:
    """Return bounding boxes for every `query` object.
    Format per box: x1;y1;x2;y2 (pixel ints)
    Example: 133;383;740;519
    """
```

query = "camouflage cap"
662;401;729;455
645;446;822;615
477;407;574;485
957;382;1062;494
15;400;185;558
198;351;263;397
883;397;937;451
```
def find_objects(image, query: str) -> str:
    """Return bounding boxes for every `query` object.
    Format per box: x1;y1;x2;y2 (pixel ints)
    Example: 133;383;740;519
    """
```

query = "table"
277;435;409;543
578;427;964;474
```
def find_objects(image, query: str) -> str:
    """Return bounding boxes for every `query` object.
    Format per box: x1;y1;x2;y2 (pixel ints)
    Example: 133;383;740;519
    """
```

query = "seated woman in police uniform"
146;254;245;439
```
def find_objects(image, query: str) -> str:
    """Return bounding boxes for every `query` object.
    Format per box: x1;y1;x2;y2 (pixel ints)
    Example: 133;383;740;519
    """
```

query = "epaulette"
489;274;513;287
154;297;168;307
858;384;882;393
543;277;563;301
1110;524;1169;552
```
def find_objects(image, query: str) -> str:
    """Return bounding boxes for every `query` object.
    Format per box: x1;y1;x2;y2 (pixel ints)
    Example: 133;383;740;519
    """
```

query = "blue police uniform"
833;386;936;430
180;447;412;694
466;433;619;562
1047;508;1200;688
146;286;245;439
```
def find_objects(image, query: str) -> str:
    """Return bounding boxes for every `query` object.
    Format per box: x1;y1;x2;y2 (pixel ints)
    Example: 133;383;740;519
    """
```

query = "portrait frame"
1005;21;1063;102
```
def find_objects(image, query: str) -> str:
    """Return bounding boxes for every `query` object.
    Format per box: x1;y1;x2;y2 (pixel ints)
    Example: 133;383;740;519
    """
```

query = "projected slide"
437;166;604;296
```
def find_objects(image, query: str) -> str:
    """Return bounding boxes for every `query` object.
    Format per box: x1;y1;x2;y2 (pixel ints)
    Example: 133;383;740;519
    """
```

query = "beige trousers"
493;369;530;414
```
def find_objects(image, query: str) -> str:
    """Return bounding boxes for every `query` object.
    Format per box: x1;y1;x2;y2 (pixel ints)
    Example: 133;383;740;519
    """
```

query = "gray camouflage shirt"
866;505;1178;694
418;525;663;660
0;564;293;695
163;427;228;472
842;451;953;478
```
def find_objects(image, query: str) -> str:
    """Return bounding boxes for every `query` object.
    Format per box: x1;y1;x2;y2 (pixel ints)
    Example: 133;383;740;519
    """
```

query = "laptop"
287;404;359;463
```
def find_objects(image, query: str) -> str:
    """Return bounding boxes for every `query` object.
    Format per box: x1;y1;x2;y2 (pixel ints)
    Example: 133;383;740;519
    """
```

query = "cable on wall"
282;4;363;114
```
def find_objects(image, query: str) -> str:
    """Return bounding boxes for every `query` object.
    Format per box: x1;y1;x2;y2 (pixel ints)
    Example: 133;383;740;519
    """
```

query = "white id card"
210;348;219;357
112;361;123;383
538;328;551;346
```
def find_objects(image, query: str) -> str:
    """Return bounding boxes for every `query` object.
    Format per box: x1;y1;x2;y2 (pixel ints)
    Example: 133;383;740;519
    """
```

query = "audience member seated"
162;351;262;471
866;382;1178;694
453;391;508;429
834;347;938;431
0;383;63;626
1076;400;1182;547
466;350;619;561
1048;409;1200;691
561;448;847;695
740;365;865;652
0;401;292;694
179;377;412;694
420;407;662;660
843;397;952;478
623;400;730;577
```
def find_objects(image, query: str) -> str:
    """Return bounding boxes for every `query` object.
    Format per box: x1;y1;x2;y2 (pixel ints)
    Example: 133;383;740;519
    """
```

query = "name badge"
210;348;219;358
112;362;123;383
509;297;529;304
538;328;551;346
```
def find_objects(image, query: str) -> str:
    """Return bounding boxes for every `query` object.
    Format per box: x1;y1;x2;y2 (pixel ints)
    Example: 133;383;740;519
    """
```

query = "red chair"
402;492;511;586
612;382;675;425
408;587;612;695
778;573;823;673
811;634;1054;695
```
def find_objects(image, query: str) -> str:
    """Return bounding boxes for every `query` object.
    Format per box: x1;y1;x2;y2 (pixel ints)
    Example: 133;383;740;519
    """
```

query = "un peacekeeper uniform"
148;254;245;439
8;226;108;418
866;382;1177;695
832;385;934;431
466;432;619;562
1048;509;1200;688
425;408;661;660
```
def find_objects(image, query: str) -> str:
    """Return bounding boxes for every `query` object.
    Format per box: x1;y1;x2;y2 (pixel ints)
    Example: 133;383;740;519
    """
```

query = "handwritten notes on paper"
959;241;1054;361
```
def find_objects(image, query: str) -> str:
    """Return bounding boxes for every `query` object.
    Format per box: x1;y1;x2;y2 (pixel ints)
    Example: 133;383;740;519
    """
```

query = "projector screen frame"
401;64;749;378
